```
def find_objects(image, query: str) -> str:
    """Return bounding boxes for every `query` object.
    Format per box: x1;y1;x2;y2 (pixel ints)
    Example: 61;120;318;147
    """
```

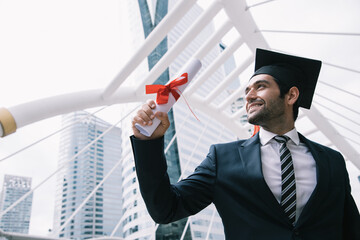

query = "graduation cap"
252;48;322;109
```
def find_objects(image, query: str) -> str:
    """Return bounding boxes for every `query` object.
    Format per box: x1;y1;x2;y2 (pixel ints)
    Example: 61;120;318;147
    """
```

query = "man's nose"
245;88;256;102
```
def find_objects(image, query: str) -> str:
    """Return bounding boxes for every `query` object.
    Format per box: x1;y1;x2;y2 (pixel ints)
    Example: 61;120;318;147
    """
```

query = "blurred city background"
0;0;359;239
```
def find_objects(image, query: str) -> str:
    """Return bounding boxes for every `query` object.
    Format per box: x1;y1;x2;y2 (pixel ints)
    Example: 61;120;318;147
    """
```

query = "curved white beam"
193;19;233;60
135;0;223;95
186;36;244;95
5;87;147;132
303;105;360;169
186;94;251;137
205;55;252;103
222;0;269;51
102;0;198;98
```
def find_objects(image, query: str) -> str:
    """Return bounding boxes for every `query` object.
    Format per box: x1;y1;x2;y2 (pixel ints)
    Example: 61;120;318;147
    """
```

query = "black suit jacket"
130;133;360;240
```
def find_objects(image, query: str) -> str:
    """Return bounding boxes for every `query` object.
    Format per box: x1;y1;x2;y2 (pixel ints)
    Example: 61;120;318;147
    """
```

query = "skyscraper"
0;174;33;234
53;111;122;239
119;1;241;239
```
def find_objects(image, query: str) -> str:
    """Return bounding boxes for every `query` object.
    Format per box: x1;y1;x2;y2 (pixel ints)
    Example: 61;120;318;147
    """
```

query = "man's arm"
130;135;216;223
130;100;216;223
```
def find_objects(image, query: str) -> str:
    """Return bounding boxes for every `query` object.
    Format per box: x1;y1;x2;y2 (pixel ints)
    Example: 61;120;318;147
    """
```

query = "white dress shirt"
259;128;317;222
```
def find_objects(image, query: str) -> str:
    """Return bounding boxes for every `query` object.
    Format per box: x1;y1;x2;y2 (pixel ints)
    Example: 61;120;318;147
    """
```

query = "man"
130;49;360;239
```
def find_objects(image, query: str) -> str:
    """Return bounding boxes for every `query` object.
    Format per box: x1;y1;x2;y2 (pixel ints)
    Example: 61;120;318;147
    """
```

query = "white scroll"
135;58;202;137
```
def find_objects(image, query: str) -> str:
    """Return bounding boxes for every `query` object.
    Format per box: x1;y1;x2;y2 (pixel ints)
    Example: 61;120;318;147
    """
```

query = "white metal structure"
0;0;359;167
0;0;359;239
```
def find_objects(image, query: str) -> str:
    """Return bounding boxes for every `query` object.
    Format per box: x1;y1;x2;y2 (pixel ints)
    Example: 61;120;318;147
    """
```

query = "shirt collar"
259;127;300;146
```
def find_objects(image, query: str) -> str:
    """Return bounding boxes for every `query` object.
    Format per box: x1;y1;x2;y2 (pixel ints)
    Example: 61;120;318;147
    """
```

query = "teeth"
249;104;262;111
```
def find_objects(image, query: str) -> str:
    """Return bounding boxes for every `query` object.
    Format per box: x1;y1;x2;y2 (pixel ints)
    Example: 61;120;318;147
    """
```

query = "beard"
247;97;285;126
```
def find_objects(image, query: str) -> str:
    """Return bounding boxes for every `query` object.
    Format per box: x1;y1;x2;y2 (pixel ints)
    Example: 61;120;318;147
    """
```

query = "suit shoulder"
302;135;344;162
210;139;249;154
212;139;245;148
308;138;341;155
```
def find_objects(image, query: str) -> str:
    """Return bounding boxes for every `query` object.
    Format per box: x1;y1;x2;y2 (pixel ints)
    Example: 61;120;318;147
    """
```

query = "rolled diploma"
135;58;202;137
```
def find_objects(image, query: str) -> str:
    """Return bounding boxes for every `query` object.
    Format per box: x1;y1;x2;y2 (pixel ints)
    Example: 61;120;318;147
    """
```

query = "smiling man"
246;74;291;132
130;49;360;239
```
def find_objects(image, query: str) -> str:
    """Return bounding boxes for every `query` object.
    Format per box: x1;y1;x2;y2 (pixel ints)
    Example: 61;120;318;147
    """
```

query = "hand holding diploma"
132;99;170;140
132;58;202;139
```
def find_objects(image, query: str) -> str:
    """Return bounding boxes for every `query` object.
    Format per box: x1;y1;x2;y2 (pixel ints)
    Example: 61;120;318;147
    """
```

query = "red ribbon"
146;73;188;105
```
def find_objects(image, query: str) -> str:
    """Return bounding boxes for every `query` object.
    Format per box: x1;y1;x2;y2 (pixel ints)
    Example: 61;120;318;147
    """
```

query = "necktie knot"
274;135;289;144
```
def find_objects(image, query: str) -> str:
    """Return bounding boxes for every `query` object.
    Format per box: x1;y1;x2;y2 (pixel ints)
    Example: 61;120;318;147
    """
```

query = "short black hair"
277;80;300;121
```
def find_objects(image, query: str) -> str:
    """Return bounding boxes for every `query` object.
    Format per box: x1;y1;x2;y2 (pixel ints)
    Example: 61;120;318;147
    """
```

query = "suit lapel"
296;134;330;226
237;134;291;226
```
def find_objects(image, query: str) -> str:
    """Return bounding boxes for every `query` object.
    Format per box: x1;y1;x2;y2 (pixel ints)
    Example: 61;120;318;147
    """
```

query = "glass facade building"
139;0;191;239
53;112;122;239
119;0;243;239
0;175;33;234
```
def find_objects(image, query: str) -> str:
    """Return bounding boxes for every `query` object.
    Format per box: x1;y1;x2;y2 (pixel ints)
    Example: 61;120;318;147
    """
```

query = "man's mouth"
247;100;264;113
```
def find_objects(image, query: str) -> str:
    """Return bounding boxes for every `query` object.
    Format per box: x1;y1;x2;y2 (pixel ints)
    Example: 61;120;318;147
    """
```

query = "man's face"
245;74;286;126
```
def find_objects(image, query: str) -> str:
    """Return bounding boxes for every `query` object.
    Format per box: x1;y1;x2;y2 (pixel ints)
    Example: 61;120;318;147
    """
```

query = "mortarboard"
252;48;322;109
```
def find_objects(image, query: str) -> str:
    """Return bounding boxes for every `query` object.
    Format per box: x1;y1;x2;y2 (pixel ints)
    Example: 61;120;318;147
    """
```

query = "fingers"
146;99;156;109
132;99;170;139
133;101;156;127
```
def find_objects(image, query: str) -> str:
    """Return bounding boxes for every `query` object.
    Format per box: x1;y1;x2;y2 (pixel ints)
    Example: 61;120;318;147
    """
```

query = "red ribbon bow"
145;73;188;105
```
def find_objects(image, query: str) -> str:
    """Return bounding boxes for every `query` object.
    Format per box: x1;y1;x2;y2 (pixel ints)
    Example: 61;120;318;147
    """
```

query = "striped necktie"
274;135;297;226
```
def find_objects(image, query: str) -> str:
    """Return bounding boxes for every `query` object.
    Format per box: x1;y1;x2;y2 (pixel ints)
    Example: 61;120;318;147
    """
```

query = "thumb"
155;111;170;128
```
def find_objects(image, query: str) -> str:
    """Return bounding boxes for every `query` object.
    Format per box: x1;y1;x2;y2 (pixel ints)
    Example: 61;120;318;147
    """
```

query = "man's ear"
286;86;300;105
